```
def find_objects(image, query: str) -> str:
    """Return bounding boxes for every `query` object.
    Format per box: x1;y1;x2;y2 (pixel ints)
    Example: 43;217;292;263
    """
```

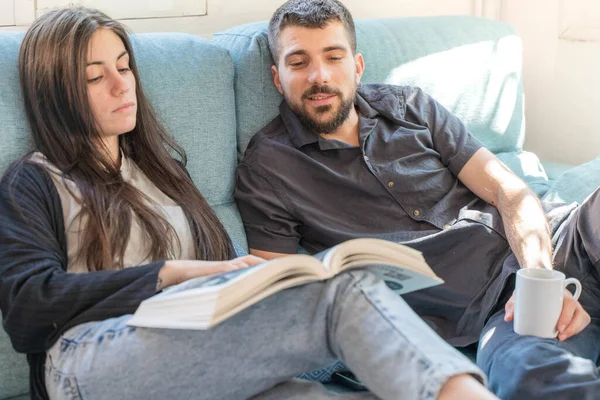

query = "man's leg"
478;187;600;400
45;270;483;400
478;307;600;400
552;187;600;282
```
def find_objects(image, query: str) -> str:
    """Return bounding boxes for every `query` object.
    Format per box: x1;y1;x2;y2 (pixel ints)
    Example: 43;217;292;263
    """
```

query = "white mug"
514;268;582;338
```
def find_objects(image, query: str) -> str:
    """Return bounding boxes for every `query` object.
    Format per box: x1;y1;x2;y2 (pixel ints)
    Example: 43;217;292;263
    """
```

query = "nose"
307;61;331;85
111;71;130;97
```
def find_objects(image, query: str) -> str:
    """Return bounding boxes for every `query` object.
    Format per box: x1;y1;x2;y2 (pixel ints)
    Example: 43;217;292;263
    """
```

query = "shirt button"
413;209;421;217
387;181;394;188
476;216;483;221
443;224;451;230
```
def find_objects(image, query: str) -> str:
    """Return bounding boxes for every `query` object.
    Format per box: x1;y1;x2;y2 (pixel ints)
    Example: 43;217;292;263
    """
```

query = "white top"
30;152;195;273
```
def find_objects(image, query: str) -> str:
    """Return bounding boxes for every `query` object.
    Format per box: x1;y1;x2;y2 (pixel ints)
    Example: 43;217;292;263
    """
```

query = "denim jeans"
478;188;600;400
45;270;483;400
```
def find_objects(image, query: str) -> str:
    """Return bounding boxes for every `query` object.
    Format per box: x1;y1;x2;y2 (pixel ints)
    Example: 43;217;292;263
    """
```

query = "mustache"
302;85;342;99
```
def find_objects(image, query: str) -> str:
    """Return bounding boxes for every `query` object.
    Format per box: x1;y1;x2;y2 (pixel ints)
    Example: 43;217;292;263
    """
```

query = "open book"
127;238;443;330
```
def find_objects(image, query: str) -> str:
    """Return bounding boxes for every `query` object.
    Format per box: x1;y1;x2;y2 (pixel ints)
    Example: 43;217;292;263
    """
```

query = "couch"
1;16;598;399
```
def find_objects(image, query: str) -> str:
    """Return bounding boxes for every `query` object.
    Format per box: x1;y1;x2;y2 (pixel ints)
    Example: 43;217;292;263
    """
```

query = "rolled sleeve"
404;87;483;176
235;162;301;253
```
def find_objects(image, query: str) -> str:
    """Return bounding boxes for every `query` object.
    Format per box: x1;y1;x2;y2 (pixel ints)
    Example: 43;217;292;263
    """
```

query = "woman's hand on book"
156;256;266;291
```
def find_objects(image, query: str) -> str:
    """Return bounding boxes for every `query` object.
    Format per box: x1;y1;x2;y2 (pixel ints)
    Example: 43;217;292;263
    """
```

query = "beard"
284;84;356;134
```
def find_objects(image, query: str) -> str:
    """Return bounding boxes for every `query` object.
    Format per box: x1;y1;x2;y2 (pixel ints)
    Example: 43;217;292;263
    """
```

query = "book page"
345;262;442;295
128;254;328;330
321;238;443;295
130;254;324;306
323;238;435;277
211;273;326;327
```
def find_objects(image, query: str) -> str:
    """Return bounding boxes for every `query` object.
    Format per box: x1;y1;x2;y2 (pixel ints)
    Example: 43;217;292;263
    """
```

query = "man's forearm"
443;147;553;269
497;183;553;269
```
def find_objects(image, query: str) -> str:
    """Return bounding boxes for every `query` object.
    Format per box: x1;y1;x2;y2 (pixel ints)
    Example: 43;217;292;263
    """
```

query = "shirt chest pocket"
368;131;453;203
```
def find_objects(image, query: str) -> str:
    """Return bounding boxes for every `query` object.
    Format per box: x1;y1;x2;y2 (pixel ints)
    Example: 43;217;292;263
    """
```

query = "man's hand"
504;289;591;341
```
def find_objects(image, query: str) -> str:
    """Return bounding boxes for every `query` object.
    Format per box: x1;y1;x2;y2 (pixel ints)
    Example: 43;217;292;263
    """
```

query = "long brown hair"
17;7;231;270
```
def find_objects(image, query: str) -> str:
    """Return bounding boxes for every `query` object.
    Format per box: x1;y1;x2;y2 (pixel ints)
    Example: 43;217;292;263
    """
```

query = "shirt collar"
355;89;379;119
280;100;319;148
280;90;380;149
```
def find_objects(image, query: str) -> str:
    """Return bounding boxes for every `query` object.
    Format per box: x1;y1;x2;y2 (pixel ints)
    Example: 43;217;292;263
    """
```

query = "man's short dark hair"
268;0;357;64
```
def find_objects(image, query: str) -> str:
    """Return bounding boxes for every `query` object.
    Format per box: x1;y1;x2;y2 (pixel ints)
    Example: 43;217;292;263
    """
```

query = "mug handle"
564;278;582;301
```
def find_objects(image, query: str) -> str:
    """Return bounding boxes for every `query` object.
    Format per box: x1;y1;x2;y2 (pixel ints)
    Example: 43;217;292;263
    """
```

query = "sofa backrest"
0;31;32;400
213;16;525;159
0;31;245;399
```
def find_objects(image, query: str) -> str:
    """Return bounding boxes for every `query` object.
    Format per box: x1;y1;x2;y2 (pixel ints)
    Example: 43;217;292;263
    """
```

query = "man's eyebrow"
283;45;348;62
323;45;347;53
86;50;129;66
283;49;307;61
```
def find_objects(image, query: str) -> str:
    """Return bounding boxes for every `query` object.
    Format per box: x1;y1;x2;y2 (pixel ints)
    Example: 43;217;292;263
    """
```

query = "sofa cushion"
129;33;246;248
214;16;525;158
540;159;575;181
496;151;551;197
0;321;28;399
0;32;31;400
0;32;31;177
542;157;600;205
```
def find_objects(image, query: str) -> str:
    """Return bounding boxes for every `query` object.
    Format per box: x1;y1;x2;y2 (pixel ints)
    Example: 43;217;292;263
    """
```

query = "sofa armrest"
540;159;576;181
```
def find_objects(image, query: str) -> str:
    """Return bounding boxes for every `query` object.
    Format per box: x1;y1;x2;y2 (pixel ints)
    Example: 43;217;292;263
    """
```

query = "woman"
0;7;496;400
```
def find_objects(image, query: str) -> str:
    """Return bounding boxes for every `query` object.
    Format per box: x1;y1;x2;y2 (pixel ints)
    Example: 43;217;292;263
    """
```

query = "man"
235;0;600;399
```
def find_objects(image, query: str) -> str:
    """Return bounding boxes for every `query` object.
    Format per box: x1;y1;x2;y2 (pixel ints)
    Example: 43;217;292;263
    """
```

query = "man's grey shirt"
235;83;573;346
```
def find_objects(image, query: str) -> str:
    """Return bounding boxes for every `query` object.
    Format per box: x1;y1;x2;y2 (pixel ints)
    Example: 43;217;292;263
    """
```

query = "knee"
487;348;546;400
484;340;596;400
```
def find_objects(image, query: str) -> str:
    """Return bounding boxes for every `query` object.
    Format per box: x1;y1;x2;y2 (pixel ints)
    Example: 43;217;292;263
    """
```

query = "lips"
307;94;336;100
305;93;337;106
302;85;341;107
112;102;136;113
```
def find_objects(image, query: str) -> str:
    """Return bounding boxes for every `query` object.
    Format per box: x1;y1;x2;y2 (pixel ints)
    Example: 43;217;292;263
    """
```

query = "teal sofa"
1;16;598;399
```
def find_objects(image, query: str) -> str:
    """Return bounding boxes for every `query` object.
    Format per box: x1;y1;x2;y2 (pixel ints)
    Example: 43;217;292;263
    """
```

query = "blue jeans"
478;188;600;400
45;270;483;400
478;308;600;400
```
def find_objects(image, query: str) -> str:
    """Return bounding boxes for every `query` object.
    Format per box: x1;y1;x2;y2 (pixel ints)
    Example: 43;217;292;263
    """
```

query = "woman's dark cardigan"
0;163;166;399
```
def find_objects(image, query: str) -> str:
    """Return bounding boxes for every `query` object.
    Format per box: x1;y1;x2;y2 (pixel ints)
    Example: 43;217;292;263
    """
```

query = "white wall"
0;0;495;37
0;0;14;26
123;0;481;37
1;0;598;165
502;0;600;165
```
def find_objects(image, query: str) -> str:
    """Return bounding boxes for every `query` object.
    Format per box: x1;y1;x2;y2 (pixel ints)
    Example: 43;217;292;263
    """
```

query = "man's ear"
271;65;284;94
355;53;365;85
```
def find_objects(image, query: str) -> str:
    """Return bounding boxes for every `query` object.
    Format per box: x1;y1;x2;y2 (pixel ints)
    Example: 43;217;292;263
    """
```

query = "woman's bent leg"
45;270;483;400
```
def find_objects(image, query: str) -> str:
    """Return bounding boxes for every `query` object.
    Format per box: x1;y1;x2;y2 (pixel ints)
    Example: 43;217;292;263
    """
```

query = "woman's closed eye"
87;67;130;83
